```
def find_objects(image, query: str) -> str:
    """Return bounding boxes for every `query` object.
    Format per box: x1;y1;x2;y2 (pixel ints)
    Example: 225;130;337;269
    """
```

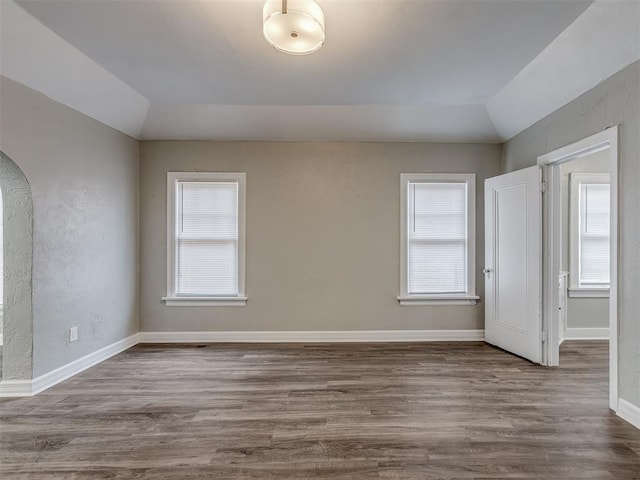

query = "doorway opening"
538;127;619;411
0;186;3;377
0;150;34;389
557;151;611;343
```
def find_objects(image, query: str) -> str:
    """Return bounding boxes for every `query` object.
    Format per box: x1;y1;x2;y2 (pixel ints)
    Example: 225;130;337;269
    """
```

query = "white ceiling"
2;0;639;142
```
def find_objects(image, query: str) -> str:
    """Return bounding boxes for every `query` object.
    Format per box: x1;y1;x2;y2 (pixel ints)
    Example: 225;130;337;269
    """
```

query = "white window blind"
176;181;239;296
579;182;610;286
407;181;468;294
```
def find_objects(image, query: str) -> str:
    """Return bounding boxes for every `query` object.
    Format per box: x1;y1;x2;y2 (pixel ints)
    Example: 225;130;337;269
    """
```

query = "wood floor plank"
1;341;638;479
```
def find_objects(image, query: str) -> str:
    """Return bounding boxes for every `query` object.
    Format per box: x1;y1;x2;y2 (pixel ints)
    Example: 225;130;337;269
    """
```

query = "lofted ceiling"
2;0;639;142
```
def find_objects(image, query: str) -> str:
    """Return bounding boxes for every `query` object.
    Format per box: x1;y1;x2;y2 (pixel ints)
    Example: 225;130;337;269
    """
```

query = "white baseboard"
562;327;609;341
138;329;485;343
0;380;34;398
617;398;640;430
0;333;139;398
31;333;139;395
1;328;634;429
1;330;484;398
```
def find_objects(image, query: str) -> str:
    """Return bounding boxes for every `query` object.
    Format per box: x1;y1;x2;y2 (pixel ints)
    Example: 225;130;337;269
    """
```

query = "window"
163;172;246;306
398;173;478;305
569;173;610;297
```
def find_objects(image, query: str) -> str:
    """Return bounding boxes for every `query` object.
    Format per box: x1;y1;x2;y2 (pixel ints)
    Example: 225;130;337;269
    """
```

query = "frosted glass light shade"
263;0;325;55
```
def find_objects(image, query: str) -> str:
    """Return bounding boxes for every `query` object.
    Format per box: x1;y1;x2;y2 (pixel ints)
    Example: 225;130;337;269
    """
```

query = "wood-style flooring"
1;341;638;479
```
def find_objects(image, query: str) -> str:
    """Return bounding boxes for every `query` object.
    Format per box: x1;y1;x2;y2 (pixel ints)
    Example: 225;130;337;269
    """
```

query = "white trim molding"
162;296;247;307
567;288;609;298
165;172;247;305
139;330;486;344
31;333;139;395
617;398;640;430
0;333;139;398
399;173;477;304
562;328;610;341
568;173;611;293
537;129;615;166
397;295;479;306
1;330;486;398
0;380;33;398
538;126;618;410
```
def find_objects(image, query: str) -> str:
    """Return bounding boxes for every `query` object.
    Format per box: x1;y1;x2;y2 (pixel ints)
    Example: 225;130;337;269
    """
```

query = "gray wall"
502;61;640;408
560;151;609;329
139;141;502;333
0;77;139;377
566;299;608;330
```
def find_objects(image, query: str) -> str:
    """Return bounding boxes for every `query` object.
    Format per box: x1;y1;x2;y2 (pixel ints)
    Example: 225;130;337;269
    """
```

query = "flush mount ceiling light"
263;0;325;55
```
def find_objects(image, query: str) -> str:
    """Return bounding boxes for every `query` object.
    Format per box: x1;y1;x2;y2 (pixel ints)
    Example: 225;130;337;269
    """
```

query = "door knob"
483;268;492;278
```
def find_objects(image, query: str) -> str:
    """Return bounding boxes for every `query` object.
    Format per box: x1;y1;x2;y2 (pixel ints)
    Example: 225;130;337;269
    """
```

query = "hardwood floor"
1;341;638;479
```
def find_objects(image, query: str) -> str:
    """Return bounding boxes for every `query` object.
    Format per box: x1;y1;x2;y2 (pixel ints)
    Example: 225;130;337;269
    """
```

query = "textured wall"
0;77;139;378
0;151;33;380
502;61;640;408
139;141;502;333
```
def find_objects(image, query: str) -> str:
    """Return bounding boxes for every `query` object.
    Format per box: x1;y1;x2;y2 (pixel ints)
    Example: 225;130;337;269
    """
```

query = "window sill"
567;288;609;298
162;296;248;307
397;295;479;306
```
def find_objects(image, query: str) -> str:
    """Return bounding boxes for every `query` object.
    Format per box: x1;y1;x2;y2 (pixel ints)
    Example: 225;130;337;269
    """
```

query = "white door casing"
485;166;542;364
537;126;619;410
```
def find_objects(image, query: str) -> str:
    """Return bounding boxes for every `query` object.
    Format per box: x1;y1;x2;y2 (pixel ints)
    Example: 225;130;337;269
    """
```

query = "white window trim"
398;173;478;306
567;288;609;298
568;172;610;297
163;172;247;307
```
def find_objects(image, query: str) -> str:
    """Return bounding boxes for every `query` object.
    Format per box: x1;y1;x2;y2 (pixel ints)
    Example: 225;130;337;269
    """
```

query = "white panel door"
485;166;542;364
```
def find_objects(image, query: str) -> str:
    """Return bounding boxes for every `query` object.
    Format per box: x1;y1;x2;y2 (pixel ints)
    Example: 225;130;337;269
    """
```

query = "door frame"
537;126;619;411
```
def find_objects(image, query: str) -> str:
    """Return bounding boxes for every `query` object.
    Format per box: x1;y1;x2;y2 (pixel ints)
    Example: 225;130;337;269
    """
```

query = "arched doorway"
0;150;33;384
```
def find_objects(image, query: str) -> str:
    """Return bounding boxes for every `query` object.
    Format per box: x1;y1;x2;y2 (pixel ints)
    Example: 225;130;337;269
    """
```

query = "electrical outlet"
69;325;78;343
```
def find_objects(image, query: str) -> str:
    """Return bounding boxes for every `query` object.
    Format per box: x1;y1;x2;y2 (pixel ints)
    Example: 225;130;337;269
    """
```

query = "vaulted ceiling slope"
1;0;639;142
